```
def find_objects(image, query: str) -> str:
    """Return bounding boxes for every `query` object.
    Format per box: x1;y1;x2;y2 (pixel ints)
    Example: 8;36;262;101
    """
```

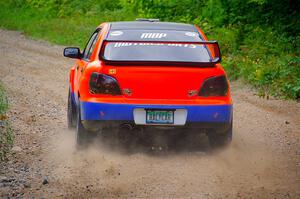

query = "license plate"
146;110;174;124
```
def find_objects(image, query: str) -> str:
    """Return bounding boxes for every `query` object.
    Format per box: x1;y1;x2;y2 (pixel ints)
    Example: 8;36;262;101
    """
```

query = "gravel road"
0;29;299;198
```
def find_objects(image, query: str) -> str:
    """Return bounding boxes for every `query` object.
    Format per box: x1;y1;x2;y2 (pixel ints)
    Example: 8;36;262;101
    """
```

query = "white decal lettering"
141;33;167;39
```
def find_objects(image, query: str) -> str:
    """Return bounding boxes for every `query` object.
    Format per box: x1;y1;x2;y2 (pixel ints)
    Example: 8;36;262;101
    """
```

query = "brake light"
89;72;121;95
199;75;228;97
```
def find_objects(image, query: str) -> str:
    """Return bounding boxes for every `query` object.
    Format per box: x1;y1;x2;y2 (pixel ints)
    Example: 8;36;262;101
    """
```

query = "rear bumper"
82;120;231;134
80;101;232;123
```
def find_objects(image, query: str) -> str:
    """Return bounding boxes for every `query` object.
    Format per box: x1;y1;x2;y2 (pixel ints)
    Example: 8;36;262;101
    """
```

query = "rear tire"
208;121;232;148
76;104;95;149
67;89;76;129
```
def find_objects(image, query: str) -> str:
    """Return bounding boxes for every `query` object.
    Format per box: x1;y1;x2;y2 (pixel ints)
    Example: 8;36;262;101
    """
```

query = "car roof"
109;21;197;32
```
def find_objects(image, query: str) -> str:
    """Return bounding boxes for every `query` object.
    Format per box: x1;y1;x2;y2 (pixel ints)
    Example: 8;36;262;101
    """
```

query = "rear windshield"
102;30;220;64
104;42;212;62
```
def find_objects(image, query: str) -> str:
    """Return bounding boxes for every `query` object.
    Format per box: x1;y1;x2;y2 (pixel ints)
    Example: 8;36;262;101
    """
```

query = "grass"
0;6;96;47
0;4;132;48
0;83;13;162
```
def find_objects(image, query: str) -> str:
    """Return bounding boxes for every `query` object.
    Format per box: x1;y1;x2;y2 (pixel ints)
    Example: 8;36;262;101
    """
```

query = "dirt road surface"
0;29;299;198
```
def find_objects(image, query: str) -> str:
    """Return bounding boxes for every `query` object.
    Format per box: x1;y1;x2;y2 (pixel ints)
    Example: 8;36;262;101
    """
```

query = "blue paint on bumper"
80;101;232;123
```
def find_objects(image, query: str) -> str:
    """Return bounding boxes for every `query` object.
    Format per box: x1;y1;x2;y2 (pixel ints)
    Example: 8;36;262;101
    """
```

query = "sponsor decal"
123;88;132;96
110;31;123;36
141;33;167;39
108;68;117;74
188;90;198;97
185;32;197;37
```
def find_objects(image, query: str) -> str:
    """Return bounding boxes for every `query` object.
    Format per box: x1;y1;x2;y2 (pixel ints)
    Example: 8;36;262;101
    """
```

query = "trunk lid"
103;65;224;99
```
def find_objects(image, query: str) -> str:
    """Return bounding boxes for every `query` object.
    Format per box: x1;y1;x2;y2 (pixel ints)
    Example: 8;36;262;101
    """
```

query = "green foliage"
237;26;300;99
121;0;206;23
0;0;132;47
0;83;14;161
202;0;226;26
0;0;299;99
0;84;8;115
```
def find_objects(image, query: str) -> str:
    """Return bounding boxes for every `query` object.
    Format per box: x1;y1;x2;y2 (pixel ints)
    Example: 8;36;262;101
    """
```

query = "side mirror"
63;47;81;59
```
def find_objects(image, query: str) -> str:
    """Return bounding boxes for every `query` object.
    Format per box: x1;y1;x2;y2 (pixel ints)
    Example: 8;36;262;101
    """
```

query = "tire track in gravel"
0;29;299;198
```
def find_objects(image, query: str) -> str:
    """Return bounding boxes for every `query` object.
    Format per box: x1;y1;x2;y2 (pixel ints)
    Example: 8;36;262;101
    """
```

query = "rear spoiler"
99;40;221;66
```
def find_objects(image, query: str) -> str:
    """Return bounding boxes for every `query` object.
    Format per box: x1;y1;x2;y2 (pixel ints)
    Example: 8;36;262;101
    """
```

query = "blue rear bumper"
80;101;232;123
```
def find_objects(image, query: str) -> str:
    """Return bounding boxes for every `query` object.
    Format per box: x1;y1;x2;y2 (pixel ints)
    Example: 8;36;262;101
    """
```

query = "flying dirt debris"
0;29;299;198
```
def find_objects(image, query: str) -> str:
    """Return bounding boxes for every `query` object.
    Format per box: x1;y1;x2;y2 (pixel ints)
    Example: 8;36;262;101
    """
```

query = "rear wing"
99;40;222;66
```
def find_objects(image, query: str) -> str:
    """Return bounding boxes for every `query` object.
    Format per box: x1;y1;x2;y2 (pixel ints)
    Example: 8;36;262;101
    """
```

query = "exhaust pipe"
120;123;134;131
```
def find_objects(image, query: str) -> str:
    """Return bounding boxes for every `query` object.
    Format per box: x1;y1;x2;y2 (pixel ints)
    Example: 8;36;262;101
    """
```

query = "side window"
83;30;100;60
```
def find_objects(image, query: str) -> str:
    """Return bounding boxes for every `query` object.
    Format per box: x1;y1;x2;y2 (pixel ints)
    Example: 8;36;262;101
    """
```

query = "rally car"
64;19;233;148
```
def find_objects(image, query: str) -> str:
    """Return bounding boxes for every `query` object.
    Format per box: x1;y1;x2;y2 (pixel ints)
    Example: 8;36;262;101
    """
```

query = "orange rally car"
64;19;233;148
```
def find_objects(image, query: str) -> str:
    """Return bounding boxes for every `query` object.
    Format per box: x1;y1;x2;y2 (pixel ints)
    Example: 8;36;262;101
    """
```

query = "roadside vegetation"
0;0;299;99
0;83;13;161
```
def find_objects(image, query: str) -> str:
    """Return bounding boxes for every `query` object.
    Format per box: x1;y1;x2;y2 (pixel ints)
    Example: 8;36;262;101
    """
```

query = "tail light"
199;75;228;97
89;72;121;95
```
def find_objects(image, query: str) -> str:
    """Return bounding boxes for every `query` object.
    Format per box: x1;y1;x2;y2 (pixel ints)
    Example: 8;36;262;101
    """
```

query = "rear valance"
99;40;221;66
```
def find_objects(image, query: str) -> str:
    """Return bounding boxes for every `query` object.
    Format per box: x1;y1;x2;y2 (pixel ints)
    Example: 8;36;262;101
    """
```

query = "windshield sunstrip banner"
106;30;203;42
